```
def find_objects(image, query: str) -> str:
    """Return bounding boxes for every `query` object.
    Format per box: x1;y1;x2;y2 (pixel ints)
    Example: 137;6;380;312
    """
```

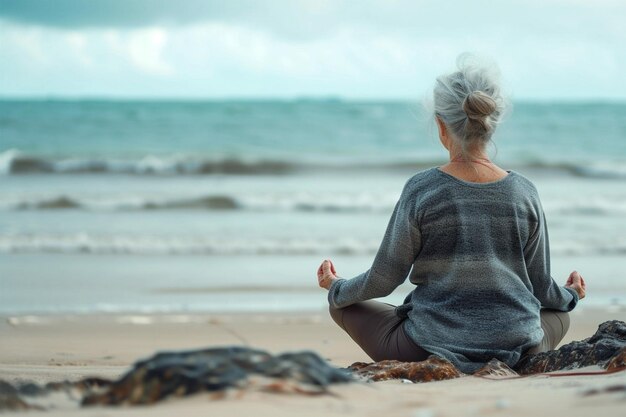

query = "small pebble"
495;398;511;409
412;407;435;417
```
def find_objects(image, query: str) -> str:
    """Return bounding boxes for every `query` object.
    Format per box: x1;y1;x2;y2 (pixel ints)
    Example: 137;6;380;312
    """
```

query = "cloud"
0;0;624;99
0;0;344;38
2;0;625;40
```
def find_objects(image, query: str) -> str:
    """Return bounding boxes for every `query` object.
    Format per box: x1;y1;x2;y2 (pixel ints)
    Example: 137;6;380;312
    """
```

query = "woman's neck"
439;150;508;183
448;148;490;162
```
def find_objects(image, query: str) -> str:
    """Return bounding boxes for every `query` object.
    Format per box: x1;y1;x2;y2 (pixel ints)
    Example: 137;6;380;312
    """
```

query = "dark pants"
328;300;570;363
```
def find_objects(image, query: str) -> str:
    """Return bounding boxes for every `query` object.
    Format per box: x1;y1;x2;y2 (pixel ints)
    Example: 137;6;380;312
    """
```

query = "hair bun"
462;91;496;120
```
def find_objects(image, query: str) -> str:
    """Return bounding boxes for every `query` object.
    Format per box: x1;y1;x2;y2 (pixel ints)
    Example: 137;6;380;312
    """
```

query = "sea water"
0;99;625;314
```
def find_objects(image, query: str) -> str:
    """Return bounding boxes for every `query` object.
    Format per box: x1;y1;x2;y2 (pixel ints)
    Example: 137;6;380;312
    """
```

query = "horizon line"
1;95;625;104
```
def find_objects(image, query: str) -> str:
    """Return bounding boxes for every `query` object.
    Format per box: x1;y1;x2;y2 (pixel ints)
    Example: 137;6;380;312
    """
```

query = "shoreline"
1;307;620;373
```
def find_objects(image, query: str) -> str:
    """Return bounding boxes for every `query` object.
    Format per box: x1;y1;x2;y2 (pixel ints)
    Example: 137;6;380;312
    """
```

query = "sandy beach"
1;307;624;416
2;1;626;415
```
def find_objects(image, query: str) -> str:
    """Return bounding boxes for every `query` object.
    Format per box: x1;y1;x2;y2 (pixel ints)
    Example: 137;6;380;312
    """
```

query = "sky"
0;0;625;100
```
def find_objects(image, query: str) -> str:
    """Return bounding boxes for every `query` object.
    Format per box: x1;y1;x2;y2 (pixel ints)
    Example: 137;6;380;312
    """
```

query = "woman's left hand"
317;259;338;290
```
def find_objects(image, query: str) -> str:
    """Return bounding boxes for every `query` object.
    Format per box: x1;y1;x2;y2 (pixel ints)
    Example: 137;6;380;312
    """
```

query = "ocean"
0;99;625;315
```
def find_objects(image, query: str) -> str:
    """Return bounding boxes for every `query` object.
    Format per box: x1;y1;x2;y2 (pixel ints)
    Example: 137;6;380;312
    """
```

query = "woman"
316;54;587;374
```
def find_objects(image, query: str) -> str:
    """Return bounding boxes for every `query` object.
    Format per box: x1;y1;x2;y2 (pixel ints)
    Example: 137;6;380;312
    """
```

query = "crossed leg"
524;308;571;354
329;301;571;362
328;300;431;362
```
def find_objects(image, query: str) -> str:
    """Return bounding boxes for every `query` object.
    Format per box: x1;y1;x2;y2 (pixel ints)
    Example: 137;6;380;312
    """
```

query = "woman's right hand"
317;259;338;290
565;270;586;300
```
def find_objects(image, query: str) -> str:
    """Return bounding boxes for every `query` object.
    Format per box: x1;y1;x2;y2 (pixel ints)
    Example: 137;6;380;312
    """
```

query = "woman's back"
396;167;578;372
325;53;583;372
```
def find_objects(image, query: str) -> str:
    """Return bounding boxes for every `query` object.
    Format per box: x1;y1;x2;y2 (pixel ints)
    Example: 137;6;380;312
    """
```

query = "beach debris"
0;381;42;411
345;320;626;383
80;346;355;405
605;346;626;371
346;356;462;382
514;320;626;374
44;377;112;393
474;359;519;379
346;356;518;383
0;346;355;410
0;377;114;411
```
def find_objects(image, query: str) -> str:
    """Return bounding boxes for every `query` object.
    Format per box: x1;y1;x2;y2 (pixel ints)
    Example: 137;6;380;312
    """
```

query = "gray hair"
432;53;509;159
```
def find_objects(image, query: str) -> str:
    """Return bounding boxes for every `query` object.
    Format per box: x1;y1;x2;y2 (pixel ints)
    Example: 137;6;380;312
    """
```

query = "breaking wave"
0;234;380;256
4;193;626;216
2;149;625;179
0;233;624;256
0;149;298;175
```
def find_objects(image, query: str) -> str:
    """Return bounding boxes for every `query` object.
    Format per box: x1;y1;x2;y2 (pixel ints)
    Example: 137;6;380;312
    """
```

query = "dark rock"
345;321;626;383
82;346;355;405
605;347;626;371
345;357;521;383
0;380;41;411
0;347;355;409
44;377;112;393
17;382;47;396
514;320;626;374
345;356;462;382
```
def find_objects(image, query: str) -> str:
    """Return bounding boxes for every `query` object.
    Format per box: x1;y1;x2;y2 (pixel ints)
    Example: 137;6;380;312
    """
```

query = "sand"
1;307;625;416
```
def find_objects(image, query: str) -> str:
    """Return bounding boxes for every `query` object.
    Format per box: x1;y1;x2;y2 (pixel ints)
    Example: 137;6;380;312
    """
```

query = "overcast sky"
0;0;624;100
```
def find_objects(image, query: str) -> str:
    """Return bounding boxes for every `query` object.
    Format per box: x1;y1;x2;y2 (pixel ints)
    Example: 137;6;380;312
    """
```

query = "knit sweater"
327;166;579;373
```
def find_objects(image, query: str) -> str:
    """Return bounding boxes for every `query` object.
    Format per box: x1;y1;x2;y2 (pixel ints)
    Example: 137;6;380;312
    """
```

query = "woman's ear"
436;116;450;150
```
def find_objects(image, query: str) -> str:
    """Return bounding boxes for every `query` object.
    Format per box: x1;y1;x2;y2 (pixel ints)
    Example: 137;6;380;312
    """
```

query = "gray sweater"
327;166;579;373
